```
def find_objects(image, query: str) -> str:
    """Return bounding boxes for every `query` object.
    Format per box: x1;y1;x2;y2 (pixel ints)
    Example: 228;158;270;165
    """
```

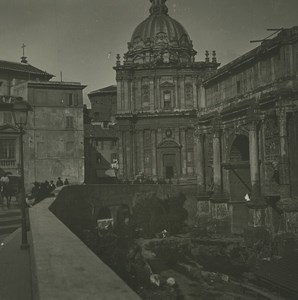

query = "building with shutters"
0;59;86;188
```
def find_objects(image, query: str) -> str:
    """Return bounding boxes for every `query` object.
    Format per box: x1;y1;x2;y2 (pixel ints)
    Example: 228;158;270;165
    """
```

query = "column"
124;80;129;113
136;79;142;111
138;130;144;174
150;78;155;111
247;119;267;228
200;84;206;109
151;130;157;178
130;127;136;178
194;132;209;199
212;131;222;195
180;76;185;109
125;131;132;179
174;76;179;109
116;80;122;113
156;129;162;177
180;128;187;176
278;109;291;198
156;78;160;110
193;78;198;109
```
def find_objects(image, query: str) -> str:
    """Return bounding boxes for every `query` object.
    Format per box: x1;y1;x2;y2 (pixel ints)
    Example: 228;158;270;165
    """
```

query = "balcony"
0;159;16;168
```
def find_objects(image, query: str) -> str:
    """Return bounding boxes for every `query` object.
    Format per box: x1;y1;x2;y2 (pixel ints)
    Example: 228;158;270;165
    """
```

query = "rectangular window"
103;121;109;128
3;112;12;124
163;91;171;109
111;140;117;148
236;81;241;94
68;94;73;106
74;94;79;106
0;139;15;159
66;116;74;128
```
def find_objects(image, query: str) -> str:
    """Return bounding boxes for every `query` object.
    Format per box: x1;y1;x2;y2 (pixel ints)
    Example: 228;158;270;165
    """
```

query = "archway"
157;140;181;179
229;135;250;234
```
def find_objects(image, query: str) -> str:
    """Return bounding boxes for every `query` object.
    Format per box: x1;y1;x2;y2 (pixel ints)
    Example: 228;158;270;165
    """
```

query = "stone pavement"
0;228;32;300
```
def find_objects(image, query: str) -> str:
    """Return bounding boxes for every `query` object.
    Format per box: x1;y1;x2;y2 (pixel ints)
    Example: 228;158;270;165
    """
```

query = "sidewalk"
0;228;32;300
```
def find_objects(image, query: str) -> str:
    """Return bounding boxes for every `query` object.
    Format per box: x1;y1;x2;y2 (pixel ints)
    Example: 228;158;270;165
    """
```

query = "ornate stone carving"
144;130;151;148
141;85;150;110
185;83;193;108
264;116;280;162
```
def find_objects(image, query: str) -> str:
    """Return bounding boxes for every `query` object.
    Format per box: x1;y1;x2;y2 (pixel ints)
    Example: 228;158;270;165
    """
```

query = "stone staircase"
0;206;21;238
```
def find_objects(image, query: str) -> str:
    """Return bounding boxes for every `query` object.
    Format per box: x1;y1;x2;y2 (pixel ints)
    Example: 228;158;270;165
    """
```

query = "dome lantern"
123;0;197;66
149;0;168;15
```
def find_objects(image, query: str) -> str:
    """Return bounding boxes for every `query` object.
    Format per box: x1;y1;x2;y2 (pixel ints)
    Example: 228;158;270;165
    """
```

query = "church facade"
114;0;219;182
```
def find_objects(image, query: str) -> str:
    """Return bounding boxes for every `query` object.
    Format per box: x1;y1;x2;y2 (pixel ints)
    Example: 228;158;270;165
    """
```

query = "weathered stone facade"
195;27;298;238
84;86;119;183
0;60;85;189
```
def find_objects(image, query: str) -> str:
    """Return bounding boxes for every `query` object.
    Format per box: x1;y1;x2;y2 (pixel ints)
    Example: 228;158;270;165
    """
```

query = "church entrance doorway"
163;154;175;179
157;140;181;179
227;135;251;234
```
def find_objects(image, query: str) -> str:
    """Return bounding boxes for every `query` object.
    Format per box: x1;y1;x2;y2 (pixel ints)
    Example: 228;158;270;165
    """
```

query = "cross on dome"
149;0;168;15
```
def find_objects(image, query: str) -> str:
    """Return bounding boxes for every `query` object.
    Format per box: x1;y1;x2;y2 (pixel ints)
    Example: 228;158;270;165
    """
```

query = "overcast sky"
1;0;297;105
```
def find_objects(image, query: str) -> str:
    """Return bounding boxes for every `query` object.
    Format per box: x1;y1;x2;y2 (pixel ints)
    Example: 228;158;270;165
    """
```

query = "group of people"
28;177;70;206
0;174;12;208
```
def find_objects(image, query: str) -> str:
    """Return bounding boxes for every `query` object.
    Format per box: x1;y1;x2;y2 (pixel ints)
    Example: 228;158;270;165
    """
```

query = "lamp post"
12;99;31;250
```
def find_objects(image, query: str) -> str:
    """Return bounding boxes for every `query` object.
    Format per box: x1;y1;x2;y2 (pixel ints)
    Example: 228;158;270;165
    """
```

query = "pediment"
159;81;175;87
0;125;19;134
158;139;181;149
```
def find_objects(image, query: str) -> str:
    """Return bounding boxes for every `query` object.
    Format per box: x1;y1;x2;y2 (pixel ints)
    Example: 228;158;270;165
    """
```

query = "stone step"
0;209;21;218
0;216;21;227
0;224;20;235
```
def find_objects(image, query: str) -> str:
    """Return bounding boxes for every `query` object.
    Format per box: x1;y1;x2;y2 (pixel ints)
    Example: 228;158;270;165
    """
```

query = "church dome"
125;0;196;65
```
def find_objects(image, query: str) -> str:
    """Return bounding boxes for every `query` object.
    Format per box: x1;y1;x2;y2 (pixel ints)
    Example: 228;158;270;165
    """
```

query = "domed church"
114;0;219;181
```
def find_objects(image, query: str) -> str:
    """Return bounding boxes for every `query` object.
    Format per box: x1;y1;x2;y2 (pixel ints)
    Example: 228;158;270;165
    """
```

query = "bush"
132;193;188;237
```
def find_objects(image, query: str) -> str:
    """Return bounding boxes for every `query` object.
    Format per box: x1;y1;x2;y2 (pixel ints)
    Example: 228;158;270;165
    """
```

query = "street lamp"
12;98;31;250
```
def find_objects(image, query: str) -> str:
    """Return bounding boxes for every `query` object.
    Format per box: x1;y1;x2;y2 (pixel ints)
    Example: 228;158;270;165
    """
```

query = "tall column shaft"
180;77;185;109
151;130;157;177
213;132;221;192
116;80;122;113
249;123;261;201
279;110;291;197
124;80;129;113
193;78;198;109
150;78;155;111
138;130;144;173
181;128;187;176
195;134;205;191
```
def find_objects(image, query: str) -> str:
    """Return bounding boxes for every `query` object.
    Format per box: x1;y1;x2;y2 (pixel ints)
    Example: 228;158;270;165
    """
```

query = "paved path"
0;229;32;300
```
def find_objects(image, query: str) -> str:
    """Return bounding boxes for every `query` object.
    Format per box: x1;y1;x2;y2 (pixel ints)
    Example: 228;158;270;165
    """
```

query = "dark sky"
1;0;297;105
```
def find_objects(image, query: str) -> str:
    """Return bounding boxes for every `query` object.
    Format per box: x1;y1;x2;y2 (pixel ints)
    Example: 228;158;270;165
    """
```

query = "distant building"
84;86;118;183
0;59;86;188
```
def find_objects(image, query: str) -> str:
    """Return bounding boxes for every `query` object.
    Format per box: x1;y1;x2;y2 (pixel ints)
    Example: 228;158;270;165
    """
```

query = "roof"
88;85;117;96
0;60;54;79
84;124;118;139
27;81;86;90
204;26;298;85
